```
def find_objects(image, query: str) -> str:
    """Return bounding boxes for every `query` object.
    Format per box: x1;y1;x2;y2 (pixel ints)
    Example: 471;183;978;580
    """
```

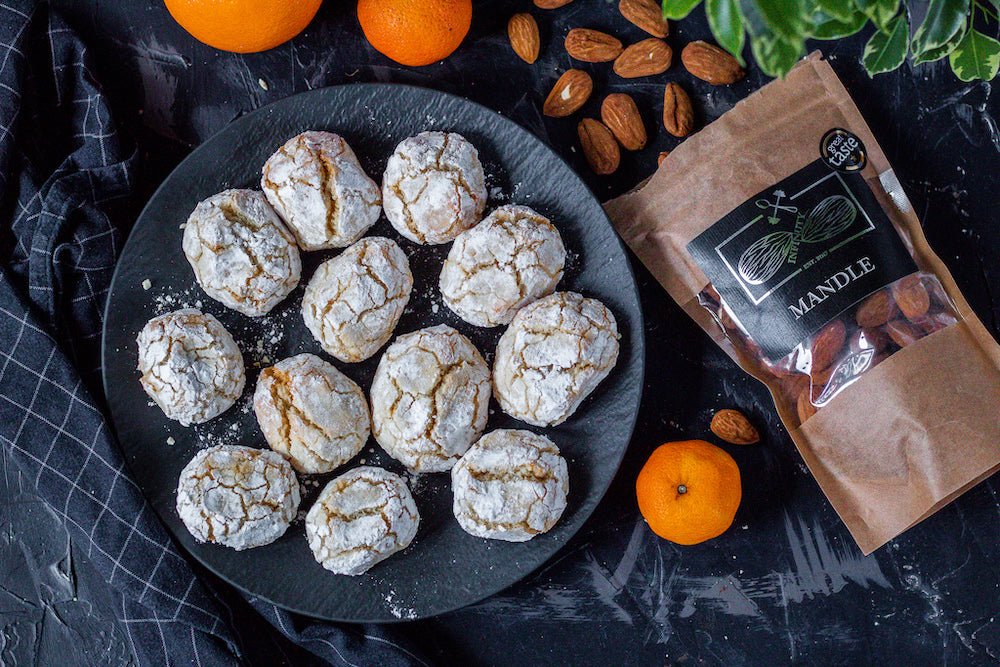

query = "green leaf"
811;10;869;39
750;32;805;77
948;27;1000;80
911;0;970;58
739;0;810;40
706;0;746;64
855;0;900;30
862;13;909;74
912;20;968;63
815;0;856;21
662;0;704;19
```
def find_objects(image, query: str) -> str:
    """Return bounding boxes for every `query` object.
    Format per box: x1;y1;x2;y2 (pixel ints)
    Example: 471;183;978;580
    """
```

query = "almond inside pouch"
794;321;1000;552
605;51;1000;554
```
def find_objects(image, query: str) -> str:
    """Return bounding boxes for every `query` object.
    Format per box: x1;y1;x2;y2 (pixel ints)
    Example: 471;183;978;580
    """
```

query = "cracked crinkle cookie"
371;325;491;472
452;429;569;542
493;292;619;427
305;466;419;575
440;204;566;327
182;189;301;317
301;236;413;363
137;309;245;426
382;131;487;245
254;353;370;474
261;131;381;251
176;445;300;551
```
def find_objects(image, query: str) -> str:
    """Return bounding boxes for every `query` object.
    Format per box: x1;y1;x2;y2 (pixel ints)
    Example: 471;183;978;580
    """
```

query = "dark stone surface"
2;0;998;664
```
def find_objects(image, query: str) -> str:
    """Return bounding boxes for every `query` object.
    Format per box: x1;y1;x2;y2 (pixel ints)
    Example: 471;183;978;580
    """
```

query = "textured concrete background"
2;0;999;665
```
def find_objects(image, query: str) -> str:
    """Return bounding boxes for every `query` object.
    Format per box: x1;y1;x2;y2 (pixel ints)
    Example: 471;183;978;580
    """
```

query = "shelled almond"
508;13;540;64
601;94;646;150
681;41;745;85
613;38;672;78
619;0;669;37
578;118;620;175
662;82;694;137
565;28;623;62
542;69;593;117
710;409;760;445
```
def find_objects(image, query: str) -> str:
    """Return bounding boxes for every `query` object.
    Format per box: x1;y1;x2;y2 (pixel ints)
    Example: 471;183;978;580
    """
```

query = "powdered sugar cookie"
301;236;413;363
493;292;619;427
253;353;370;474
137;309;245;426
440;205;565;327
370;325;490;472
382;131;487;245
182;189;300;317
452;429;568;542
261;131;381;251
176;445;299;551
305;466;419;575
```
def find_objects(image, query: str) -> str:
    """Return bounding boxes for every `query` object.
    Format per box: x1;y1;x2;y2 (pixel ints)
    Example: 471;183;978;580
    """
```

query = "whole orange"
636;440;742;545
164;0;322;53
357;0;472;67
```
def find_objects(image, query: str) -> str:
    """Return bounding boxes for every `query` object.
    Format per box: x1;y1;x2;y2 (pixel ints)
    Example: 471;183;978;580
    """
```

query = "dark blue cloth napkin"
0;2;428;665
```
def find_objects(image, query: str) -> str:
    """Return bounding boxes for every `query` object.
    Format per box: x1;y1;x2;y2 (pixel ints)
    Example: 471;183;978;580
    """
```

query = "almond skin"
613;38;672;78
809;319;846;372
508;14;541;64
662;82;694;137
577;118;620;175
619;0;668;38
543;69;593;117
681;41;745;85
710;409;760;445
891;275;930;321
600;93;647;151
565;28;623;62
856;289;896;328
885;319;923;348
657;150;670;166
796;389;818;424
534;0;574;8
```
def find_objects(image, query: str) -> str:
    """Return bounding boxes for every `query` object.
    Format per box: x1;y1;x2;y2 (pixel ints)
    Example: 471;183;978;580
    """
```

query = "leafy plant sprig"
662;0;1000;81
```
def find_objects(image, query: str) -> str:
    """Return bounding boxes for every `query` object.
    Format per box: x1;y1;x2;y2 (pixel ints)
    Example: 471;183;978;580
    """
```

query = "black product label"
687;150;916;362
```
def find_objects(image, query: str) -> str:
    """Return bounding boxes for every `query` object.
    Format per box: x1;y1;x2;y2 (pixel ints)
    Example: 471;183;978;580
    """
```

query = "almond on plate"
681;41;745;85
542;69;593;117
534;0;574;7
508;13;540;64
565;28;623;62
613;38;672;78
601;93;646;150
578;118;620;175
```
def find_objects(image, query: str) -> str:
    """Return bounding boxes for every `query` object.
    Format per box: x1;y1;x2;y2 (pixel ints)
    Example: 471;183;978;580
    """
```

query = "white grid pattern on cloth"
0;3;428;666
0;2;236;665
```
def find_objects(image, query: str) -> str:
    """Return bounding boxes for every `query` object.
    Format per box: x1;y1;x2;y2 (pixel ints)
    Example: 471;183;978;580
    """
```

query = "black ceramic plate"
102;84;644;622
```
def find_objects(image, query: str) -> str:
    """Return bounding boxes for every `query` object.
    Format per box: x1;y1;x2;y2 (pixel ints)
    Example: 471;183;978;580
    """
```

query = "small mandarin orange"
636;439;742;545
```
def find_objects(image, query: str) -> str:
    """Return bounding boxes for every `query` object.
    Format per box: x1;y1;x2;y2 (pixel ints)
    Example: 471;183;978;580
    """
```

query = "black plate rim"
101;82;646;622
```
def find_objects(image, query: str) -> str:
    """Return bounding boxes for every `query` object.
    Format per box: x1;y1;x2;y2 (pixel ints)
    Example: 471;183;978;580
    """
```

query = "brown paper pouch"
605;52;1000;554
